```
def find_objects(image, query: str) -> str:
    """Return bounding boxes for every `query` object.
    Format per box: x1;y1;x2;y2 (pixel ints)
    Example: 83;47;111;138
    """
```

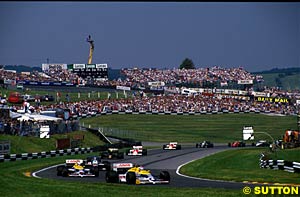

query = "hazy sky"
0;2;299;72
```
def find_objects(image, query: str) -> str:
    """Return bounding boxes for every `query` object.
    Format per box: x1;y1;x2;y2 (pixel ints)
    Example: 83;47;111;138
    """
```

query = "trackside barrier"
259;159;300;174
74;110;268;120
0;147;93;162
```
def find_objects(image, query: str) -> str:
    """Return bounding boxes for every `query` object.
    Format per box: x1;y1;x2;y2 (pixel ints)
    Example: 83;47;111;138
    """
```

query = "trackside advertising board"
255;97;290;104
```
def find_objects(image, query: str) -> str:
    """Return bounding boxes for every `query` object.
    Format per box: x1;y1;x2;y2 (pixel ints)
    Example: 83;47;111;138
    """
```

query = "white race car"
105;163;170;185
126;146;147;156
56;156;110;177
163;142;181;150
57;159;99;177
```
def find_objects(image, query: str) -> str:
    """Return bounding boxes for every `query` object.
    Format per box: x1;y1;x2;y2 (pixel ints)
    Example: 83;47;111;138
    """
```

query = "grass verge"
0;154;241;197
80;114;297;143
180;148;300;184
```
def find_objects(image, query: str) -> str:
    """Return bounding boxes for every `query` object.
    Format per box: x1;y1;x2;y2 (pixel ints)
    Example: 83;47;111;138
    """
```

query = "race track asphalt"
33;145;262;189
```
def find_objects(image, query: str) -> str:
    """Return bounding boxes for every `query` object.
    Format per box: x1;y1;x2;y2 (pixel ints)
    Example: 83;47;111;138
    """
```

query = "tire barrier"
260;159;300;173
0;147;92;163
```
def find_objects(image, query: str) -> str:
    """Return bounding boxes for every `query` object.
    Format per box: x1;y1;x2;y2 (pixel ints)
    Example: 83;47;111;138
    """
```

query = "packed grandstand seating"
7;93;299;117
1;65;299;136
1;66;264;89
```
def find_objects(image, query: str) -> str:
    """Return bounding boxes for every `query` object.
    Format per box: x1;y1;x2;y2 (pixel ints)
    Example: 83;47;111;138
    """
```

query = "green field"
0;131;104;154
180;148;300;184
80;114;298;143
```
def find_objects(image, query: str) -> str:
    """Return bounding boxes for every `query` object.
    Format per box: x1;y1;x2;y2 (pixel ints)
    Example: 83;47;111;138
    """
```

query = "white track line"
32;163;63;179
175;150;242;184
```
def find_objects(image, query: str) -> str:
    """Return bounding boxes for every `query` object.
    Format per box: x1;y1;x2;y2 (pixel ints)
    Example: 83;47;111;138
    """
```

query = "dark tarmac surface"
33;145;265;189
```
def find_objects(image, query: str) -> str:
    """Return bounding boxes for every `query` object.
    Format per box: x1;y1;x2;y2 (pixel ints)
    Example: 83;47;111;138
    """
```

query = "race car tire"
196;143;199;148
93;167;99;177
126;172;136;184
103;161;111;171
56;165;64;176
106;171;118;183
101;152;109;159
176;145;181;150
163;145;166;149
159;171;170;182
62;168;68;177
117;153;124;159
228;143;231;147
142;149;147;156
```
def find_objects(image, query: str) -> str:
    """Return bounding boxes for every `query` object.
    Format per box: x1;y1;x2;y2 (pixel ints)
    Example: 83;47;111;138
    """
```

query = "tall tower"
86;35;94;64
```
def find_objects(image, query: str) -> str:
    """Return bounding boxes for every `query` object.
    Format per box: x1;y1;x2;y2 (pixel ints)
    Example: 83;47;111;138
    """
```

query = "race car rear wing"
66;159;84;164
132;146;143;149
113;163;134;169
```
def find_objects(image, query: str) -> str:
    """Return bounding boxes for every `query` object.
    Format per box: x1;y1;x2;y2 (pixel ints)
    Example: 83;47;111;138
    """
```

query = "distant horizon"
1;2;299;72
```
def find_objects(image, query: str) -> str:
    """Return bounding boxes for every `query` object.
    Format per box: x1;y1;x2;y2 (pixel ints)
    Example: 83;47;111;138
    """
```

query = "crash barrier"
85;127;112;144
260;159;300;173
73;109;296;121
0;147;92;162
0;140;10;155
83;127;141;151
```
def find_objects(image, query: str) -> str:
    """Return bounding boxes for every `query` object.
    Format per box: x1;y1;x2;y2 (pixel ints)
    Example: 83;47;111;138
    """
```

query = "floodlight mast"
86;35;94;64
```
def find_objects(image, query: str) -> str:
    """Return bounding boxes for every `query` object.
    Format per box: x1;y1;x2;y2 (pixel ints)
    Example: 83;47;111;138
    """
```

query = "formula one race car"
254;140;270;147
105;163;170;185
86;156;111;171
196;141;214;148
228;141;246;147
57;159;100;177
163;142;181;150
100;148;124;159
126;146;147;156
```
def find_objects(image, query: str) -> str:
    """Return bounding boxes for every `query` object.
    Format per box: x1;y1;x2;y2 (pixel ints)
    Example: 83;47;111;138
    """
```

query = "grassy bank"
180;148;300;184
0;131;104;154
80;114;297;143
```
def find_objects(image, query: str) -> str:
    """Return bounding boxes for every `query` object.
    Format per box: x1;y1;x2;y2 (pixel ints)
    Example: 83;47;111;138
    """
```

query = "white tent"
29;114;62;122
17;114;34;121
10;111;22;119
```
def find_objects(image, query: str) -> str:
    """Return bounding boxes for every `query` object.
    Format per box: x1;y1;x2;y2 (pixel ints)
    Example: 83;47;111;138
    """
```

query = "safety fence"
260;159;300;173
0;147;93;162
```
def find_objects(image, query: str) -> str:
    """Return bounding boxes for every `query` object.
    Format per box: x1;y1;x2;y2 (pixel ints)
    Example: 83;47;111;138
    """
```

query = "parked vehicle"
8;92;23;104
22;94;35;102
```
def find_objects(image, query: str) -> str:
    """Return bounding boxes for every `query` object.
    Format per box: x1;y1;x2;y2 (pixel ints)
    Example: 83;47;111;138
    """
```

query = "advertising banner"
238;80;253;85
96;64;108;68
255;96;290;103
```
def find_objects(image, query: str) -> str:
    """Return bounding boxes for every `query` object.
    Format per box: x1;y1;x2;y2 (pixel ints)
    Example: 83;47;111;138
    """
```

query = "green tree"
179;58;195;69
